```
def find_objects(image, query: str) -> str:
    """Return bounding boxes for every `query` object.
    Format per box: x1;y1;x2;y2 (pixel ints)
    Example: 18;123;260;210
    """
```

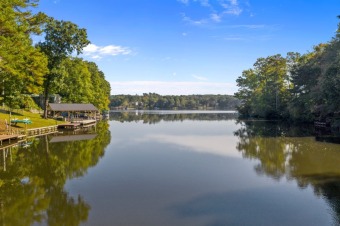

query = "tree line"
0;0;111;117
235;17;340;122
110;93;240;110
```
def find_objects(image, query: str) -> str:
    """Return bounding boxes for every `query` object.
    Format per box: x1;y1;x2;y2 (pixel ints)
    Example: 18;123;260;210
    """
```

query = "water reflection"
110;110;238;124
2;112;340;225
170;186;326;226
0;121;110;226
109;112;340;225
234;120;340;224
74;112;330;225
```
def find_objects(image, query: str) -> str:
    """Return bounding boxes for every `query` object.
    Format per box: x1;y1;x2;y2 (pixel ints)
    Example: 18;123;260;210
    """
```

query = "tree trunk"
43;83;49;119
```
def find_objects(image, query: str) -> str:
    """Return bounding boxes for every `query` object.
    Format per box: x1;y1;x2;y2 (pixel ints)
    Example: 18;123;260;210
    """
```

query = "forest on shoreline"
0;0;111;117
235;17;340;123
109;94;240;110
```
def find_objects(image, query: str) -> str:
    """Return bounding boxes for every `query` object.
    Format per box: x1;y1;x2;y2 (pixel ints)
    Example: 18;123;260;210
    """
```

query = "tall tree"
86;61;111;110
58;57;93;103
287;45;325;121
0;0;48;106
36;18;90;118
58;58;111;110
235;54;289;118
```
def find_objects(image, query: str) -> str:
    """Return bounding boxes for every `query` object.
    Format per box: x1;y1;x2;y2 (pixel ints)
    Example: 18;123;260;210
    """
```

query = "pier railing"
0;125;59;147
1;125;58;136
25;125;58;137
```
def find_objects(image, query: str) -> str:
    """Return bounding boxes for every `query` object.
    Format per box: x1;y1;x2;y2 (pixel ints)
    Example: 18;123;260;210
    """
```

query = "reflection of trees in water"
0;121;110;226
110;112;238;124
234;120;340;224
299;175;340;224
234;120;314;138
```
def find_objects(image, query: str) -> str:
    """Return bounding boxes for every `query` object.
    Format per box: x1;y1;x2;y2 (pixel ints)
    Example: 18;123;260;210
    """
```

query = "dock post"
2;149;5;172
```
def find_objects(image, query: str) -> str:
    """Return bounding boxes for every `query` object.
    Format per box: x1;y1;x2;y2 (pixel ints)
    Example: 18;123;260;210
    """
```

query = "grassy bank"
0;109;63;130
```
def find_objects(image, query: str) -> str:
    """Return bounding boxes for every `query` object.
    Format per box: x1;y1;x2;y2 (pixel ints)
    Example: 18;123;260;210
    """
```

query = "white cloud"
180;0;243;25
211;13;222;22
109;81;236;95
83;44;99;53
83;43;132;59
181;13;207;26
91;55;102;59
192;74;208;81
220;0;243;15
198;0;211;7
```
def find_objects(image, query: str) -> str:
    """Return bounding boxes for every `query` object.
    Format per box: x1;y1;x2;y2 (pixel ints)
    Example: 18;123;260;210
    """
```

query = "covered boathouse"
48;103;99;121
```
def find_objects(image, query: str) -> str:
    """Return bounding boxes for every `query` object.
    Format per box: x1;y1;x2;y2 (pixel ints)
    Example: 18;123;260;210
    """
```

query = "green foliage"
37;18;90;67
110;93;240;110
0;0;111;116
58;58;111;110
235;17;340;121
59;58;93;103
0;0;48;99
84;61;111;110
235;54;290;118
36;18;91;118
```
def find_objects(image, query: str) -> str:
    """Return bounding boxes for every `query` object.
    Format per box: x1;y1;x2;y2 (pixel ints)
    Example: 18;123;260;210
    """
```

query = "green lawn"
0;109;64;129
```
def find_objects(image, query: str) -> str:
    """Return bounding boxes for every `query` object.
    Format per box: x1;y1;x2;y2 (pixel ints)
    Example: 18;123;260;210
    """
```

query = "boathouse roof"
48;103;98;112
49;134;97;143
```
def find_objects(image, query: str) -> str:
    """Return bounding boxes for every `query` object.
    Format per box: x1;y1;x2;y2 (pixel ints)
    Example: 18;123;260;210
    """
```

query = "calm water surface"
1;111;340;226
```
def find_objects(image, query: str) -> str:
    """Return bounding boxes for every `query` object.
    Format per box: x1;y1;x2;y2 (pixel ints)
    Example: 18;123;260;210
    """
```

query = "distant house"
48;103;99;121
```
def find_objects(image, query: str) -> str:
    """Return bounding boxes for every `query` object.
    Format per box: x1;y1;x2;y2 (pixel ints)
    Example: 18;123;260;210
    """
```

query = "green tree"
36;18;90;118
236;17;340;121
86;61;111;110
288;45;326;121
0;0;48;106
235;54;290;118
59;57;93;103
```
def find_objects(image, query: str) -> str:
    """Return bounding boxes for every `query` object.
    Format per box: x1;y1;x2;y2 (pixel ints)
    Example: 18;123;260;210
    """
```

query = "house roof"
48;103;98;112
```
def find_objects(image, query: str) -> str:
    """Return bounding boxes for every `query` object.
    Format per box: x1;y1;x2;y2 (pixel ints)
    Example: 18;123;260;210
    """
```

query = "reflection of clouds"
135;134;242;158
106;137;127;149
170;186;331;226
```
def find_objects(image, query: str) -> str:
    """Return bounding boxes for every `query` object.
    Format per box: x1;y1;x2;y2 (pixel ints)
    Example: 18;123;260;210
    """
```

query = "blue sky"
35;0;340;95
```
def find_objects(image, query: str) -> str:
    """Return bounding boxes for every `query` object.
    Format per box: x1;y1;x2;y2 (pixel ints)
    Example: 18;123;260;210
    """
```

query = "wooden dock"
0;125;58;146
58;120;96;130
57;123;81;130
72;119;96;126
26;126;58;138
0;135;20;145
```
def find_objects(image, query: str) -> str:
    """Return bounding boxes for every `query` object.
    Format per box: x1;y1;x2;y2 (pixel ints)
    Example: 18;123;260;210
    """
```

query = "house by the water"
48;103;99;121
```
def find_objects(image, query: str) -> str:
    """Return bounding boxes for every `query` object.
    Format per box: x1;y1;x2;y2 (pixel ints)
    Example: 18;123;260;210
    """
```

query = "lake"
1;111;340;226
